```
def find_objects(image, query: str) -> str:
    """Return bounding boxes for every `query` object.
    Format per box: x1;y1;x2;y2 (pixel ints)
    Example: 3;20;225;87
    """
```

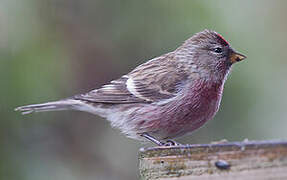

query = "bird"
15;30;246;146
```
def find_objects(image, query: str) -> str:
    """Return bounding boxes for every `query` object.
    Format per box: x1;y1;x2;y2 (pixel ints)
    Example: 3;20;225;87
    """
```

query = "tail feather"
15;99;81;115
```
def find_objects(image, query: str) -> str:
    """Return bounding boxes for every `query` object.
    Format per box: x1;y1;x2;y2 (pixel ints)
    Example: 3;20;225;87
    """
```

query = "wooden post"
138;140;287;180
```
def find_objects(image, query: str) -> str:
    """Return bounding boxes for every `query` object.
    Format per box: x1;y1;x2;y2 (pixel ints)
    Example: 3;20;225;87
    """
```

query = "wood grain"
138;140;287;179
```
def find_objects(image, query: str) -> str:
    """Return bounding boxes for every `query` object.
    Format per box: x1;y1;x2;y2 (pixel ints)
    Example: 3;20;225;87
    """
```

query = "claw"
164;139;182;146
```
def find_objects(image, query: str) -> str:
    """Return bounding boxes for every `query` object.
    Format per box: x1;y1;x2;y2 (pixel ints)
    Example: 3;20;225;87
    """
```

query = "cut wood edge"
139;140;287;179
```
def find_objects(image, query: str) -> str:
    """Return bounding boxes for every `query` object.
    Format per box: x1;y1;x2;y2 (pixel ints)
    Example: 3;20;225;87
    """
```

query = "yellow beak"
230;51;246;64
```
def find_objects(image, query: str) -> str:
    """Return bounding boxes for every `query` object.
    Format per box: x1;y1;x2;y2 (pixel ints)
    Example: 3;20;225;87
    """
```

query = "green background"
1;0;287;179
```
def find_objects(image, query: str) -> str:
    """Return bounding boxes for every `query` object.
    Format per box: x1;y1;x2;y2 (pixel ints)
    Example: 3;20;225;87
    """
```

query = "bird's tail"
15;99;82;115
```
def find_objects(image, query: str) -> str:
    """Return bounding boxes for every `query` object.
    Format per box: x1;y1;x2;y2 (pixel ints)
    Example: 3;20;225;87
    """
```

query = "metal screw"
215;160;230;170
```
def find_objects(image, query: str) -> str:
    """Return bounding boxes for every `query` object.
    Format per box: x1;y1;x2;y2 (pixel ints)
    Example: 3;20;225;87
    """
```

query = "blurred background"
1;0;287;179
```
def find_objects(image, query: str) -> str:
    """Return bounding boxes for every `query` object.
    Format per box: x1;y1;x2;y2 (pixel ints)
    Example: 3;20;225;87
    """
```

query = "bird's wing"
74;53;188;104
73;76;149;103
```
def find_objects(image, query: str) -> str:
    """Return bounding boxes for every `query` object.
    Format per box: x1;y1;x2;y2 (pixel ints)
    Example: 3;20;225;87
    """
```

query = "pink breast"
141;79;224;139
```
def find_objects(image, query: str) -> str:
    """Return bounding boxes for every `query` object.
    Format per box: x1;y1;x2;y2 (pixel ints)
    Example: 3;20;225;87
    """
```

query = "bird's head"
179;30;246;81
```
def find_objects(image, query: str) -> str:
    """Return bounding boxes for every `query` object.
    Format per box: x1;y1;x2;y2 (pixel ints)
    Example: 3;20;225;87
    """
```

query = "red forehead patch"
216;33;229;46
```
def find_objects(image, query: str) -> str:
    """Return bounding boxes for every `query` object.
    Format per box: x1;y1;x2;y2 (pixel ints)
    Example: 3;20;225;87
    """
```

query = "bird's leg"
140;133;164;146
140;133;182;146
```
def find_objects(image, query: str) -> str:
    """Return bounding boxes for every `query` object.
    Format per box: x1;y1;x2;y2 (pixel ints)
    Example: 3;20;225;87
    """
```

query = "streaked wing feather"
74;76;147;104
74;53;188;104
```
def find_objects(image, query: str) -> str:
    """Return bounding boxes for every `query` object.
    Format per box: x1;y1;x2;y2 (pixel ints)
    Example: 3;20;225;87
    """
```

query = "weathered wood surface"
138;140;287;180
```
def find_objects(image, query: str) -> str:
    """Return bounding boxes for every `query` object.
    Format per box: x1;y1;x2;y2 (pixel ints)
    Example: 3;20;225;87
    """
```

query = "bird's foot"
164;139;182;146
140;133;181;146
150;139;181;146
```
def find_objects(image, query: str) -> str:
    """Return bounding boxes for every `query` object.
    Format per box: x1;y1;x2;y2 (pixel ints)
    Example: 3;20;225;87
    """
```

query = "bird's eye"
213;47;223;53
